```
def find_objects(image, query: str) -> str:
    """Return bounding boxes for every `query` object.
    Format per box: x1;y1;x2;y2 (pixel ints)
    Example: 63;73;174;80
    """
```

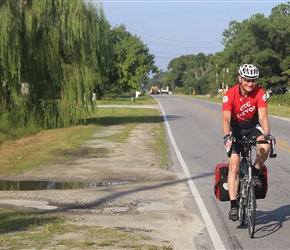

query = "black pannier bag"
255;164;268;199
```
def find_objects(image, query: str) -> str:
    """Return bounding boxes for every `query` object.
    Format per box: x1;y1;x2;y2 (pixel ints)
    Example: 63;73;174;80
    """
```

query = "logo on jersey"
237;101;256;118
222;96;228;103
262;94;267;101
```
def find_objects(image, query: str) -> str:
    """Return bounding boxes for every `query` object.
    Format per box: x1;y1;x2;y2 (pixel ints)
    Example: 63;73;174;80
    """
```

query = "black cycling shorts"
231;126;263;155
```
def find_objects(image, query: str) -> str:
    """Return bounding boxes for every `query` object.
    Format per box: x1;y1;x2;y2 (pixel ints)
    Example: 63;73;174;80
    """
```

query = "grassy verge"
0;124;102;174
0;94;173;249
0;94;163;174
0;94;157;144
0;209;173;249
96;94;158;105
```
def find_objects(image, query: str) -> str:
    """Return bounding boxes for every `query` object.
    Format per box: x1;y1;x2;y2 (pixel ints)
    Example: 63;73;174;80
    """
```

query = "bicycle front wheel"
238;181;245;226
246;181;256;238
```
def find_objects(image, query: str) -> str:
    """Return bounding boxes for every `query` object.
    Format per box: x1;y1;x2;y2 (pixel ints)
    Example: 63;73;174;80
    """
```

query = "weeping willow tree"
0;0;112;129
0;0;23;126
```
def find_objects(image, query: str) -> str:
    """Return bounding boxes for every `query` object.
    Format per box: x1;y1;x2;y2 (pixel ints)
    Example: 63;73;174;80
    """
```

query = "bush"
268;93;290;106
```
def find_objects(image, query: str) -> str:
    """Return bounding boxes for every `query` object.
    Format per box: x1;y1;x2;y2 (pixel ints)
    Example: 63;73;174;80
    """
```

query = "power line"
124;27;220;44
106;21;223;70
143;39;223;49
108;21;222;44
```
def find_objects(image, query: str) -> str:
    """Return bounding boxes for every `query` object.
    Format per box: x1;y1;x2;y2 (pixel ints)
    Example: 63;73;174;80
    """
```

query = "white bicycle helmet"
238;64;259;79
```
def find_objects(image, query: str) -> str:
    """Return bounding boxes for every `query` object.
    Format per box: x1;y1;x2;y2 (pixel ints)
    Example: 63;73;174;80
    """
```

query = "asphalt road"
154;94;290;250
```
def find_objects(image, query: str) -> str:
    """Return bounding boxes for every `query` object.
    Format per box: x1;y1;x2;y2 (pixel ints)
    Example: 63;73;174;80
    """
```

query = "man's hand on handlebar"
223;134;233;149
264;133;276;144
262;133;277;158
223;134;277;158
223;134;235;157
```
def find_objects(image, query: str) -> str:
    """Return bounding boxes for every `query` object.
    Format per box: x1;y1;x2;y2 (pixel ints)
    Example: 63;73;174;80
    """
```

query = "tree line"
153;2;290;98
0;0;157;130
1;1;290;132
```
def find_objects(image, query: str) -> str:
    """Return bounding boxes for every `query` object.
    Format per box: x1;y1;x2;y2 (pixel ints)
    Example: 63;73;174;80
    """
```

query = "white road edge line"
157;99;225;250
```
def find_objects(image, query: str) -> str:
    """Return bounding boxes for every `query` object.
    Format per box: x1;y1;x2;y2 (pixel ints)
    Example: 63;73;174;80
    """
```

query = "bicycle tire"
238;181;246;226
246;181;256;238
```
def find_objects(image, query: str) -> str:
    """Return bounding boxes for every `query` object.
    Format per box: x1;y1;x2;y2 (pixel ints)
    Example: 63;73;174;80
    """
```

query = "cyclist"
222;64;274;221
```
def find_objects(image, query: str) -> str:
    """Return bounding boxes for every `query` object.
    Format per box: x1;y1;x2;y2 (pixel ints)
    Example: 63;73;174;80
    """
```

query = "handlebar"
227;135;277;158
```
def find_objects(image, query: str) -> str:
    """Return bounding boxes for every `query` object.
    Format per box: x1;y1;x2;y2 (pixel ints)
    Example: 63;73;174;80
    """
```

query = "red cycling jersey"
222;84;267;130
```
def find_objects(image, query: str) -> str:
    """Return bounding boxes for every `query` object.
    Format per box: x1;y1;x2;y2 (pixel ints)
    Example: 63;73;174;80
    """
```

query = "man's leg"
228;153;240;221
254;135;270;170
251;135;270;187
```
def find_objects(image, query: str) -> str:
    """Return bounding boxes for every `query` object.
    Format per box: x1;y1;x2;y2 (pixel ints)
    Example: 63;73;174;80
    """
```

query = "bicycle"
229;135;276;238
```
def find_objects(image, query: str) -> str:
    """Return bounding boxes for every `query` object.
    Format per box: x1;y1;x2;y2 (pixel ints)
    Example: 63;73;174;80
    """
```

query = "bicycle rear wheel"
246;181;256;238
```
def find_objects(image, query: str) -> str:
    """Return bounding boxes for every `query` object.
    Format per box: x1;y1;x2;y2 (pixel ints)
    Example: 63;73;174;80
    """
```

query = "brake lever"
269;139;277;158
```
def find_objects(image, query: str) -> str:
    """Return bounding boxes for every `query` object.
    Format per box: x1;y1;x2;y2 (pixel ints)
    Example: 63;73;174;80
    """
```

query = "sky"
97;0;288;72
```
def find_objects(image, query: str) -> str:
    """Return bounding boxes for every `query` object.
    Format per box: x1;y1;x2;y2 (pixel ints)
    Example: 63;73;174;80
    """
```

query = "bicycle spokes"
238;180;246;226
246;181;256;238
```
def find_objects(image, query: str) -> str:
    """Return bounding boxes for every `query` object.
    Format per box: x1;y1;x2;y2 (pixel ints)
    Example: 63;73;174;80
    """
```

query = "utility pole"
216;65;218;89
222;68;229;90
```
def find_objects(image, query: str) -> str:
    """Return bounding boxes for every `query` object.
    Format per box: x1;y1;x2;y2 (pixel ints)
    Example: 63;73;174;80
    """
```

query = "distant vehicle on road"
160;86;169;94
150;86;160;94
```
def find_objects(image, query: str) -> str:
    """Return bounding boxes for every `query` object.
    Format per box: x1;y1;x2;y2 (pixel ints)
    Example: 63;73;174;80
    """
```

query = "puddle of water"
0;180;130;191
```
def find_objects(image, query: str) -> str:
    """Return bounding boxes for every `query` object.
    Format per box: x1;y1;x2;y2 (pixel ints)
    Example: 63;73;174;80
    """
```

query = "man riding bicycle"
222;64;275;221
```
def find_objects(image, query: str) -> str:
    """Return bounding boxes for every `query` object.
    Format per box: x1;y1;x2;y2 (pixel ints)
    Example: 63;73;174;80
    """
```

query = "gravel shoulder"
0;108;203;249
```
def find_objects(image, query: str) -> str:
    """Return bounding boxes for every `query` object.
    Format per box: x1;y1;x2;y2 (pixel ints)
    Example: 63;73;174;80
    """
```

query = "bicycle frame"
238;139;256;238
235;135;276;238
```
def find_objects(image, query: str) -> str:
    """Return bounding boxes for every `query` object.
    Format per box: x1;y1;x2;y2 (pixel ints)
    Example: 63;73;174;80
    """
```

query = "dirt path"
0;121;203;249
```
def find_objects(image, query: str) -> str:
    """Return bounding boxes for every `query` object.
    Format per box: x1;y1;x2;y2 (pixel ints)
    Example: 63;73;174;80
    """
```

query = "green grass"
0;94;163;174
97;93;158;105
267;104;290;118
0;94;157;144
94;106;163;126
0;107;164;174
0;124;104;174
0;209;174;249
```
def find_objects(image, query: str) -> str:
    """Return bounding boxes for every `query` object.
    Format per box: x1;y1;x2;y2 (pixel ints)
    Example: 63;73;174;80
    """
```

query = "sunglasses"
243;78;256;83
